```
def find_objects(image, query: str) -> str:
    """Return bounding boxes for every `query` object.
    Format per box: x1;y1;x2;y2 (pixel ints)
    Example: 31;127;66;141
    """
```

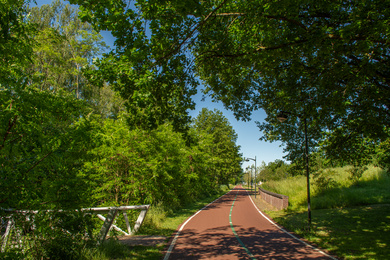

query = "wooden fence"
1;205;150;252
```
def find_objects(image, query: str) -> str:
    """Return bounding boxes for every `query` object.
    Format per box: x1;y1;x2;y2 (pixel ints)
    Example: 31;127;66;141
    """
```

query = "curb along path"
164;186;336;260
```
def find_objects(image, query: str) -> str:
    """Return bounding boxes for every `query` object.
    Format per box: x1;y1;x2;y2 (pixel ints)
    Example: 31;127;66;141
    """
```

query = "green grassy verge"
83;239;164;260
257;165;390;259
266;205;390;259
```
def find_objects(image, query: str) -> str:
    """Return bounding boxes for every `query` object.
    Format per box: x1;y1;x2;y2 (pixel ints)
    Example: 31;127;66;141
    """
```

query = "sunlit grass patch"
81;238;163;260
267;205;390;259
262;165;390;210
260;165;390;259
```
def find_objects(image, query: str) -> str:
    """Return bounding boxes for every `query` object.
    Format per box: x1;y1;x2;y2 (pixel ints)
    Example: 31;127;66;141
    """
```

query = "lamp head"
277;112;288;123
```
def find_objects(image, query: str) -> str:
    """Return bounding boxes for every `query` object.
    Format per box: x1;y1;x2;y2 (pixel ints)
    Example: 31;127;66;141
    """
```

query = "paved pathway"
164;186;336;259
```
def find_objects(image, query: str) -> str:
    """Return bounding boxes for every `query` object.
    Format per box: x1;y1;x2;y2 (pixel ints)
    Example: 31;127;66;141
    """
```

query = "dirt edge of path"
117;235;168;247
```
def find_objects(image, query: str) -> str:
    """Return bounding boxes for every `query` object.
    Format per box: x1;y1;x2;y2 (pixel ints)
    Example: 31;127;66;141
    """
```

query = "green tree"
192;108;242;188
28;0;108;99
69;0;197;133
85;112;202;208
0;0;99;210
1;2;112;257
1;80;98;209
27;0;124;118
259;159;290;181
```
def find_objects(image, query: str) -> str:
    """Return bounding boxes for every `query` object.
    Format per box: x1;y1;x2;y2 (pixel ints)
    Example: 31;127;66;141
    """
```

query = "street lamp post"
245;157;257;198
277;111;311;230
245;166;250;189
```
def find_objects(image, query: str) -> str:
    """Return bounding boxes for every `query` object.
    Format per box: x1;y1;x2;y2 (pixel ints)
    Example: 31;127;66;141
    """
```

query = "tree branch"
213;12;246;17
201;38;308;59
264;15;308;30
327;33;388;45
154;0;230;65
25;151;55;175
213;12;308;30
1;115;18;151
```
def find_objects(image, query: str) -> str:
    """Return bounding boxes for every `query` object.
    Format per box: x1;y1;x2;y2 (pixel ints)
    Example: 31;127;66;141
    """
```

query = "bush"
2;210;96;260
312;168;338;193
347;165;368;185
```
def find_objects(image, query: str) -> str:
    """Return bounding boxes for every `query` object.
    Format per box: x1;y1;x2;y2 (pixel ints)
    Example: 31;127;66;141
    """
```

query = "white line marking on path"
163;189;234;260
246;190;337;260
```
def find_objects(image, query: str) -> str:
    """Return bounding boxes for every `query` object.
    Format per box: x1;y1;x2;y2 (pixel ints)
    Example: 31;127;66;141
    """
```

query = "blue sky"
33;0;287;168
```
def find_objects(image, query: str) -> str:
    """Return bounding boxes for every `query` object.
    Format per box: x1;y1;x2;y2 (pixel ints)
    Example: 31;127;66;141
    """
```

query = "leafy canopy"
70;0;390;164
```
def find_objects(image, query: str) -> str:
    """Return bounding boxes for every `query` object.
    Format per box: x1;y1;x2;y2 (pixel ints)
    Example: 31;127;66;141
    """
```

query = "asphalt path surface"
164;186;335;260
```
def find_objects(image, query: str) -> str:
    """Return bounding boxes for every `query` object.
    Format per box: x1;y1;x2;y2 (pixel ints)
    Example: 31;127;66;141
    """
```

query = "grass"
266;205;390;259
257;165;390;259
83;238;164;260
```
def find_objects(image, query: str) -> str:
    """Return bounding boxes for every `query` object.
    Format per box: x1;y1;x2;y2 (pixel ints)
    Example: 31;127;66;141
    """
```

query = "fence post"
1;217;13;252
98;208;118;244
132;206;149;234
123;212;132;235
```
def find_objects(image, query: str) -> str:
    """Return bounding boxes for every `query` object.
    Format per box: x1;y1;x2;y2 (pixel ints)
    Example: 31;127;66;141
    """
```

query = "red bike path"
164;186;336;260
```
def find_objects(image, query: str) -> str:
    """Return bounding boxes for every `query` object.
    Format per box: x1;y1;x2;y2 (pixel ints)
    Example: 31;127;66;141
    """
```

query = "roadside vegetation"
2;0;390;259
1;1;241;259
255;165;390;259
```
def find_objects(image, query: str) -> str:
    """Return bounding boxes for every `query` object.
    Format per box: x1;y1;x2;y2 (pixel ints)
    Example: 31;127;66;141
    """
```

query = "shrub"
2;210;96;260
347;166;368;185
312;168;338;194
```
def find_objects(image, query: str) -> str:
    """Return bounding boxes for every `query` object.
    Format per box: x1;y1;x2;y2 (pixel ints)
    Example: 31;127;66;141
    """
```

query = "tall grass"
262;166;390;259
262;175;308;211
262;165;390;210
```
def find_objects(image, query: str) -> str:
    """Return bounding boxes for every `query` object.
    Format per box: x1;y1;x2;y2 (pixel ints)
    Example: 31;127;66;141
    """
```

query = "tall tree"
28;0;107;97
86;113;201;208
27;0;122;118
0;0;100;209
192;108;242;187
70;0;390;164
70;0;197;132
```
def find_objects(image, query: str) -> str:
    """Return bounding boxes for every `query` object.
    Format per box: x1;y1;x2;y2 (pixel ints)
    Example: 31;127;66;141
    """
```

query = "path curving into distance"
164;186;336;260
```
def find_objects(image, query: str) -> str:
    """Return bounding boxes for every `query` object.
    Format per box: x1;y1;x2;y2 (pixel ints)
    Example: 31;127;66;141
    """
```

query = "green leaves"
0;82;96;209
0;0;109;210
86;112;209;208
28;0;108;100
70;0;199;133
192;108;243;187
63;0;390;166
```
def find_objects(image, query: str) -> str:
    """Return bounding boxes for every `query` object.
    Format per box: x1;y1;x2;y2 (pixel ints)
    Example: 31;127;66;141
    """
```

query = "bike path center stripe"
164;188;258;260
229;189;257;260
163;190;232;260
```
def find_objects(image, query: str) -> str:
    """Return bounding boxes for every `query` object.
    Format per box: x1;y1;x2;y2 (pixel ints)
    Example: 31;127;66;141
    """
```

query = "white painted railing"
1;205;150;252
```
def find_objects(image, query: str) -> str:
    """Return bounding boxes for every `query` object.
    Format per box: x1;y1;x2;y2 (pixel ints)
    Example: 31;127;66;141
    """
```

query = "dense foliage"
191;108;243;187
1;0;244;209
1;0;243;258
2;0;389;258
